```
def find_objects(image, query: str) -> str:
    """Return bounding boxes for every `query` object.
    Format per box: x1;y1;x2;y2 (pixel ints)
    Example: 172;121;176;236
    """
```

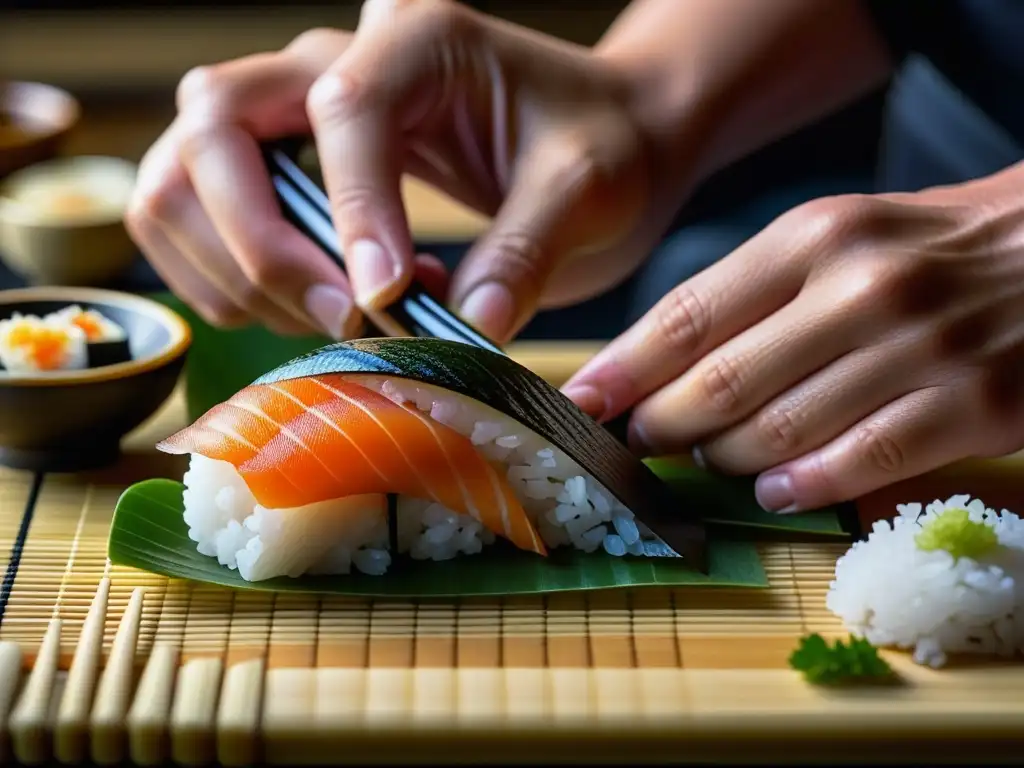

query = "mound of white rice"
826;494;1024;668
181;375;676;581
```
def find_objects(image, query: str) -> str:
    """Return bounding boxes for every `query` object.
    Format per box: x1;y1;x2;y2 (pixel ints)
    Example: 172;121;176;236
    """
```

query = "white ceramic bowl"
0;155;139;286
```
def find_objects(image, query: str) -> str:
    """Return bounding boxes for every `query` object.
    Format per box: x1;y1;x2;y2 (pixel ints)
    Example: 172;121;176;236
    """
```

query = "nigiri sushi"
0;312;88;373
158;373;673;582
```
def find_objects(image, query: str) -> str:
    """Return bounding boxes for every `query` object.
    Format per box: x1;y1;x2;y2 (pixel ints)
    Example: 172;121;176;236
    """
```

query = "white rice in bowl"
826;494;1024;668
180;375;678;581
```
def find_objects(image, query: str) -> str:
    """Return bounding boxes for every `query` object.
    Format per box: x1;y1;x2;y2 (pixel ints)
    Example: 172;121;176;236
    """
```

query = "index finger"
176;48;362;333
560;224;810;424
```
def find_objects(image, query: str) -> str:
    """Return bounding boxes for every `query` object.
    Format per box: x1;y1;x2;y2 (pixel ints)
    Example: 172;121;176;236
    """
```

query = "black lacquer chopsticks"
265;140;502;354
264;138;635;442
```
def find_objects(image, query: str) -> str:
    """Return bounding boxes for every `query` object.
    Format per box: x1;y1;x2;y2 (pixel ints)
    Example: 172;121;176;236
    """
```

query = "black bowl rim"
0;286;191;388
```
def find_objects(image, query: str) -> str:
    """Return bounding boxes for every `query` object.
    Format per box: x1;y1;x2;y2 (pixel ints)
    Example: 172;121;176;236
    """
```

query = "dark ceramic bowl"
0;287;191;472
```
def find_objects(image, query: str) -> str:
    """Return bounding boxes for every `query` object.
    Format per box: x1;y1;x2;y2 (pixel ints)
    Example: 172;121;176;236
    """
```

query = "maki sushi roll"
0;312;88;373
48;305;131;367
0;305;130;374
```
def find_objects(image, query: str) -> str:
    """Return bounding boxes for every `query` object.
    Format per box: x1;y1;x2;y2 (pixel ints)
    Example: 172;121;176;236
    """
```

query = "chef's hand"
126;0;671;343
562;168;1024;513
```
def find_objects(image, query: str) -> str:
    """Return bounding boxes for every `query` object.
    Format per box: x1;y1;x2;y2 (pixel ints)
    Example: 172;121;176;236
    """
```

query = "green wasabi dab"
914;507;999;560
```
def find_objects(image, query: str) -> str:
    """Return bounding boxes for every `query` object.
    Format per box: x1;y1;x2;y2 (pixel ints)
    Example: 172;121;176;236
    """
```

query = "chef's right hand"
127;0;674;344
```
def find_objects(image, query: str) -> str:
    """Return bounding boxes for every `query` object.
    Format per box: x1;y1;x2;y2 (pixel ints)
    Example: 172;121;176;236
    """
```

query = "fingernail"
459;282;516;340
755;471;799;514
562;384;610;421
304;283;353;340
350;239;401;309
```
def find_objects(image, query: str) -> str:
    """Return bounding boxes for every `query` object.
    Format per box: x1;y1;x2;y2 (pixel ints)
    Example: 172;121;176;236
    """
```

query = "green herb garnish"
788;633;894;685
915;507;998;560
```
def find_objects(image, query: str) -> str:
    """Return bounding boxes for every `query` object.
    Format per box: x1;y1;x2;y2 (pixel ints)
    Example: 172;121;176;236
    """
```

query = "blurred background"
1;1;887;339
3;2;635;162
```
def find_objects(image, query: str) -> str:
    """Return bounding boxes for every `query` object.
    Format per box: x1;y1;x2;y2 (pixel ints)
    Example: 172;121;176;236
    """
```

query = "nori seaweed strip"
87;339;132;368
254;339;709;572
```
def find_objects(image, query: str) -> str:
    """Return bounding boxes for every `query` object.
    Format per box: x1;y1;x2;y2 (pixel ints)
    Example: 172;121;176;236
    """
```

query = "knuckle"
651;286;710;357
175;116;230;164
833;254;908;317
324;184;390;230
362;0;468;36
542;133;612;197
175;64;224;109
698;356;745;414
788;194;885;254
122;204;152;246
243;248;292;290
126;172;189;226
200;300;249;329
231;280;270;314
785;196;846;237
227;223;298;291
414;0;473;44
756;405;801;452
852;424;905;475
286;27;343;54
478;231;546;291
306;68;370;124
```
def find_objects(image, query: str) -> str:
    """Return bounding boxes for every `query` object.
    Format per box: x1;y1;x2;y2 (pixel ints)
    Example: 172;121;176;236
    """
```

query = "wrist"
595;46;724;205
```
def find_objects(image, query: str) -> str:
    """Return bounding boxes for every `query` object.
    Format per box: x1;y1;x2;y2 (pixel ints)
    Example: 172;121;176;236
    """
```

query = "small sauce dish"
0;286;191;472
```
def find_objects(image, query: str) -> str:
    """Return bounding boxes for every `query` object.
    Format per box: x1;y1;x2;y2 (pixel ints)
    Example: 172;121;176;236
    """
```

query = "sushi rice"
0;312;88;372
182;375;676;582
49;305;127;343
826;494;1023;668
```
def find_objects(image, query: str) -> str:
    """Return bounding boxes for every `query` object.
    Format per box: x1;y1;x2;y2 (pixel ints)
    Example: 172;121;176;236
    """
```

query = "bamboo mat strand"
0;467;1021;765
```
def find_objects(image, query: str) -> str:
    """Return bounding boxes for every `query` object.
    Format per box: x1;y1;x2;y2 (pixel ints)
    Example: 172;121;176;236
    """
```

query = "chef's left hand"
561;166;1024;513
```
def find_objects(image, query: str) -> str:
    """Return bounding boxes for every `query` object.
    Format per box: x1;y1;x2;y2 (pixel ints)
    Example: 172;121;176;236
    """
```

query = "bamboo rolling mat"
0;342;1020;766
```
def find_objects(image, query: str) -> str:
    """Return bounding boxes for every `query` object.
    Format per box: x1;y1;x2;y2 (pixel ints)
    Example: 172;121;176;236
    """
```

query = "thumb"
450;127;640;343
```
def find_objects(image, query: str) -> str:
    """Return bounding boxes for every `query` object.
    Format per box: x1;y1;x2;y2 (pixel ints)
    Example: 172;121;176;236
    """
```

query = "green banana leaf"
644;458;848;537
149;292;851;539
107;478;769;597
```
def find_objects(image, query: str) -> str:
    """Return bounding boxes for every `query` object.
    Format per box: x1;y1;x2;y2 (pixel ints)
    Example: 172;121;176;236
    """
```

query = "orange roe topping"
70;313;103;341
7;326;71;370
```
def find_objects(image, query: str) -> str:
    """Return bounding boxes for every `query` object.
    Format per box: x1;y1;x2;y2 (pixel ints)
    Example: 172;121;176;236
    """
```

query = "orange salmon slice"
158;374;546;555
